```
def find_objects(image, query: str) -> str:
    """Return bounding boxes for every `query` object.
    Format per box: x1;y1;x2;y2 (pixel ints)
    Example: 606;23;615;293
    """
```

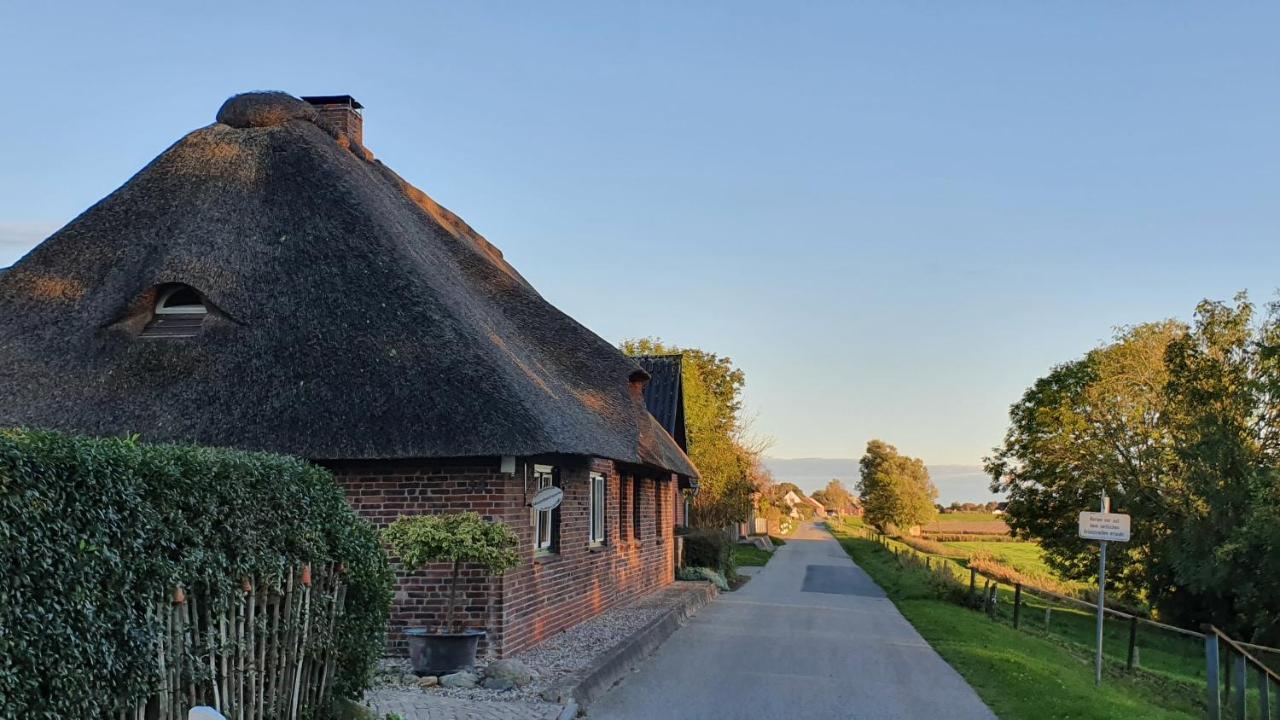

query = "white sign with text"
1078;511;1131;542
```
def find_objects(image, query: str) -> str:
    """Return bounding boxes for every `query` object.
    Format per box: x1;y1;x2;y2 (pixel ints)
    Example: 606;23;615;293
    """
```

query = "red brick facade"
325;455;682;657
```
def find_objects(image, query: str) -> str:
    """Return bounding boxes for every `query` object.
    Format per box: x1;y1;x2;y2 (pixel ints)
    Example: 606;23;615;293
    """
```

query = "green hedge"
0;428;393;719
682;529;735;575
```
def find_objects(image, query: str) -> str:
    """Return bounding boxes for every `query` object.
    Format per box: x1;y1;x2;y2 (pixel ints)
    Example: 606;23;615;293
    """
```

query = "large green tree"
857;440;938;532
621;337;765;529
988;294;1280;641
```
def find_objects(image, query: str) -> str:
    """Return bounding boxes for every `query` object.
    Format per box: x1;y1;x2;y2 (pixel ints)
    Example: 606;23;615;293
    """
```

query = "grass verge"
731;543;772;567
827;523;1203;720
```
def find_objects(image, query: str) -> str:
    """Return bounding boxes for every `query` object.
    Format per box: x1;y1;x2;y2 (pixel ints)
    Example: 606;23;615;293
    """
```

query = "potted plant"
383;511;520;676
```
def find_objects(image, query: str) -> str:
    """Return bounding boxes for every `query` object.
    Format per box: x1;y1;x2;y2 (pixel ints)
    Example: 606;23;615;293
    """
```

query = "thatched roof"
0;92;696;478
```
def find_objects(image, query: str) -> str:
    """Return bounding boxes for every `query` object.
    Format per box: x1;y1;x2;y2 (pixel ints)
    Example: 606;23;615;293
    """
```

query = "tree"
820;479;857;515
987;295;1280;641
857;440;938;533
383;512;520;632
620;338;768;530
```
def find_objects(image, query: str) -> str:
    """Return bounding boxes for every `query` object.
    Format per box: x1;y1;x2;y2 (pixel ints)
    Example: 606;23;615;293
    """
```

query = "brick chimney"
301;95;363;145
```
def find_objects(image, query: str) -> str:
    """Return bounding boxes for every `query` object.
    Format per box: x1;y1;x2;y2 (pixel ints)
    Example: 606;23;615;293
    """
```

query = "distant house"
0;91;698;658
783;490;827;519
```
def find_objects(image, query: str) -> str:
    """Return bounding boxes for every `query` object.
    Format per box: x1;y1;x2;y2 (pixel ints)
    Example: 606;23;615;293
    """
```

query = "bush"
677;566;729;590
0;428;393;719
682;529;735;575
383;512;520;632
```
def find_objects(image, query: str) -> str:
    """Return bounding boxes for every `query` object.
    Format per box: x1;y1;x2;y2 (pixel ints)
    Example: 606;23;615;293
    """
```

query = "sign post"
1078;495;1131;687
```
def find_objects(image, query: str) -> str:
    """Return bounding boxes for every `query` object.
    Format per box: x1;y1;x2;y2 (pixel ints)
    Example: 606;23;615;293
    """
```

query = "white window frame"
155;285;207;315
533;464;556;552
589;472;606;546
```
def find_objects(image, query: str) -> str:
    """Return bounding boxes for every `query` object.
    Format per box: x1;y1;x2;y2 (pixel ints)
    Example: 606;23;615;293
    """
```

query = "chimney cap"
300;95;363;110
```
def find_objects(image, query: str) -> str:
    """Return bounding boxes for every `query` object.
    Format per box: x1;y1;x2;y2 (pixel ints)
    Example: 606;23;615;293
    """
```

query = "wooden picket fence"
116;563;348;720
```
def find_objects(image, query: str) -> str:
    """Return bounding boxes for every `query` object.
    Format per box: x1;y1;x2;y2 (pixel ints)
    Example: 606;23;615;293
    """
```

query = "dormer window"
141;284;207;338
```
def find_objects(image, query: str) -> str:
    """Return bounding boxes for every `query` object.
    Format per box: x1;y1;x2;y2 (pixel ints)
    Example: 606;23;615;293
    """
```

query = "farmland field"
922;512;1010;535
941;540;1053;578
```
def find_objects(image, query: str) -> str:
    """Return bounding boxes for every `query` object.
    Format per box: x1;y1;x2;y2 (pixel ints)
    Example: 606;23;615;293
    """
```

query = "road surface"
591;521;996;720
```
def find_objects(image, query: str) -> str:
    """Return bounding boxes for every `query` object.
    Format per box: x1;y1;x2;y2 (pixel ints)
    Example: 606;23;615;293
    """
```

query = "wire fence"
842;522;1280;718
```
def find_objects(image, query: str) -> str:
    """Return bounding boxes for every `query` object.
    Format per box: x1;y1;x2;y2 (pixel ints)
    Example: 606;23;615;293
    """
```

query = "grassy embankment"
829;520;1204;720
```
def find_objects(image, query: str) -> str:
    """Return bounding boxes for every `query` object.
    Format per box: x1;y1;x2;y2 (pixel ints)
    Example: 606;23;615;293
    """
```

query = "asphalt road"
590;521;997;720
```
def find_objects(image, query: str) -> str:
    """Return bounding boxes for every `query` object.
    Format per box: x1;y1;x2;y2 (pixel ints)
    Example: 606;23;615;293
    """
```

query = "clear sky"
2;2;1278;465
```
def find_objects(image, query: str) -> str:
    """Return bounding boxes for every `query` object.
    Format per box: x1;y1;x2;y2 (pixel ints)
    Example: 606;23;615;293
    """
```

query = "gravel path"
364;583;701;716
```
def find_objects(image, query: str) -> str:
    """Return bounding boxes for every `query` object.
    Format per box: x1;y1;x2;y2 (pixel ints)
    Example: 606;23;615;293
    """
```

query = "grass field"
934;511;1005;523
828;522;1203;719
942;540;1055;578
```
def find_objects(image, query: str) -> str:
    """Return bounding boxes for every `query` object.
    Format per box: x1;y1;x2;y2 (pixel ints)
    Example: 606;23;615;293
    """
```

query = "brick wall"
325;455;679;658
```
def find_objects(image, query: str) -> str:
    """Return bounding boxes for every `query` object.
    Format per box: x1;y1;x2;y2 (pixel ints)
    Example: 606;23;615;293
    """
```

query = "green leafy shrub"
383;512;520;632
677;566;729;590
0;428;393;719
681;529;735;575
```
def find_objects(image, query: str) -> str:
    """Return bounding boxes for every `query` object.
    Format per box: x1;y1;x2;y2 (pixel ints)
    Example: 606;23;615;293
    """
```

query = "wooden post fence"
1125;617;1137;671
1206;632;1221;720
1012;584;1022;629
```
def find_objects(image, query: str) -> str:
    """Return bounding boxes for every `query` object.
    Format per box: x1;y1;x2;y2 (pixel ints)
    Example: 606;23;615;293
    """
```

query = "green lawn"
732;543;772;567
828;522;1204;720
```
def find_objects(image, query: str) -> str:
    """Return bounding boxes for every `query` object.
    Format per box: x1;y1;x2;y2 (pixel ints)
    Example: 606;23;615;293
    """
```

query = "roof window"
141;284;207;338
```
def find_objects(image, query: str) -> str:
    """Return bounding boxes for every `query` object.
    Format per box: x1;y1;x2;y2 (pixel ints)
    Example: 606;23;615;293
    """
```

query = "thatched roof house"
0;91;694;480
0;91;701;657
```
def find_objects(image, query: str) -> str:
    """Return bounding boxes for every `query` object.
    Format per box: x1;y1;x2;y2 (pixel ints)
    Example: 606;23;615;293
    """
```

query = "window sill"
534;550;560;564
587;542;608;552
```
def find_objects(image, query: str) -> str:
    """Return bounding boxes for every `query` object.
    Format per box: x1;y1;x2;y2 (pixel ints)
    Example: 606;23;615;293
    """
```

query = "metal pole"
1206;633;1221;720
1094;492;1108;687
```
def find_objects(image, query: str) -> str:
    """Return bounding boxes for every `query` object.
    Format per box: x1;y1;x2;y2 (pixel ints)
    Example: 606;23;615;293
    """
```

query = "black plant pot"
405;628;486;676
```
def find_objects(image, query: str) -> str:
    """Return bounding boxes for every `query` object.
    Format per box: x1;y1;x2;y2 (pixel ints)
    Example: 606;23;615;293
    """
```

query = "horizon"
4;3;1279;467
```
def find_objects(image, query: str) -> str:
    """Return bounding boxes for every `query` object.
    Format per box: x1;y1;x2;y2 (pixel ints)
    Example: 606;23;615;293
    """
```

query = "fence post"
969;568;976;601
1234;653;1247;720
1126;617;1138;671
1045;607;1052;630
986;584;998;619
1013;584;1022;629
1259;668;1271;720
1205;632;1220;720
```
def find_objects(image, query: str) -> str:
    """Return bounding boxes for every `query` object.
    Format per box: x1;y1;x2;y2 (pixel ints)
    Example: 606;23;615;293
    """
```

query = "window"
142;284;207;339
589;472;606;545
683;492;693;528
533;464;559;553
632;476;642;539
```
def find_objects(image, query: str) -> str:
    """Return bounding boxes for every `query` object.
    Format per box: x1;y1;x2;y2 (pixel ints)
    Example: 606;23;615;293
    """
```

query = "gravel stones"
440;671;479;689
484;659;536;688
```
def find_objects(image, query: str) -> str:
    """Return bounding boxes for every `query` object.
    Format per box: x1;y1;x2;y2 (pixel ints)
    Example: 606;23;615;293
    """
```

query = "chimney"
301;95;363;145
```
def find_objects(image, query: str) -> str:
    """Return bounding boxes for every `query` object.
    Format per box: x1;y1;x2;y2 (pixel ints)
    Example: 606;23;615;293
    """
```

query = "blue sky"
2;2;1278;465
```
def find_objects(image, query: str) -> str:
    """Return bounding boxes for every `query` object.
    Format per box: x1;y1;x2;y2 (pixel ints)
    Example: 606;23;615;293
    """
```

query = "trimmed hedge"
0;428;393;719
682;529;735;575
